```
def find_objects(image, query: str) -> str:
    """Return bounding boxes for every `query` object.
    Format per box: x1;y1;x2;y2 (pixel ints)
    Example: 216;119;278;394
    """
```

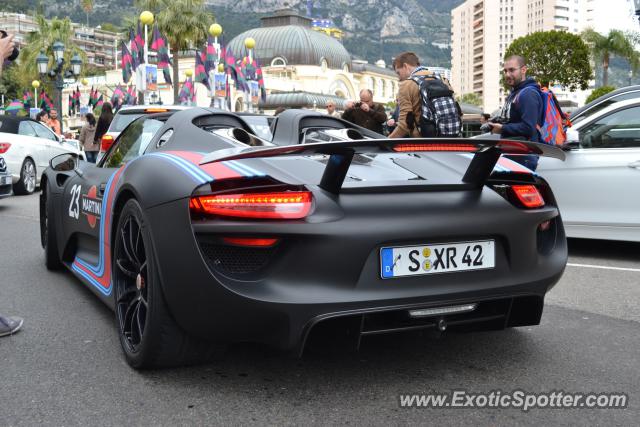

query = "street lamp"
36;41;83;134
36;51;48;75
32;80;40;110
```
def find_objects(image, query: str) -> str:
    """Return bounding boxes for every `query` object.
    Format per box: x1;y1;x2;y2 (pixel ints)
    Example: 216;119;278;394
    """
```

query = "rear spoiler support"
200;138;565;194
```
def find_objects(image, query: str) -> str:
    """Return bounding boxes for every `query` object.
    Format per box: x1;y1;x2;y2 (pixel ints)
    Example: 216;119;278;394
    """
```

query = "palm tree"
81;0;94;28
581;29;639;87
136;0;213;102
17;15;88;94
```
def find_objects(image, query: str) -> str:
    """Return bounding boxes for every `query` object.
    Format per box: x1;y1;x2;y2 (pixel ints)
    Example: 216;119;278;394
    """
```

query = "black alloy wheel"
114;207;149;354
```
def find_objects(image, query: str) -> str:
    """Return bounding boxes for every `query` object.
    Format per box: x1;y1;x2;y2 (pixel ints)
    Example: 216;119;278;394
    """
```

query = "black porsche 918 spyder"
40;108;567;368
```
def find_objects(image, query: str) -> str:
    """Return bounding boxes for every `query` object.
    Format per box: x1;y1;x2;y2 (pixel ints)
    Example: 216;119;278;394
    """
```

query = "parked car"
570;85;640;125
41;108;567;368
537;97;640;242
0;116;85;195
0;155;12;199
97;105;191;160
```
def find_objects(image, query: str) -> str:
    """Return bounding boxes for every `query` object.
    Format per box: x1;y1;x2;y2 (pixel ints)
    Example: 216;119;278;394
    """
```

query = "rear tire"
14;158;36;195
113;199;224;368
40;182;62;270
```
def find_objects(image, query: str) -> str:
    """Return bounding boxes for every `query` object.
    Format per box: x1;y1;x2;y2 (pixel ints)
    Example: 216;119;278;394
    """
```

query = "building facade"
451;0;588;113
0;12;118;70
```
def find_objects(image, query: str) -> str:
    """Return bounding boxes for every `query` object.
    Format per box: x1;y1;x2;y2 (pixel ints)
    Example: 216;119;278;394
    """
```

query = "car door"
61;116;166;266
31;121;65;166
17;121;49;172
537;105;640;232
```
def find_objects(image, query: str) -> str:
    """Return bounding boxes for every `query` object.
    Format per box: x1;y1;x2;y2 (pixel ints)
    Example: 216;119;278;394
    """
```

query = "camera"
353;102;362;108
0;30;19;62
480;116;507;133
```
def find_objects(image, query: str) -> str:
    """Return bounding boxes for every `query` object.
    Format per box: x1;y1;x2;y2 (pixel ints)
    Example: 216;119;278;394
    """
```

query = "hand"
360;103;370;113
489;123;503;134
387;118;396;127
0;34;15;61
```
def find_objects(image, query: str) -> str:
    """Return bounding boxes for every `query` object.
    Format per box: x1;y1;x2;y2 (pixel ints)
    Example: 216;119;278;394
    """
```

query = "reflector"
0;143;11;154
100;135;114;152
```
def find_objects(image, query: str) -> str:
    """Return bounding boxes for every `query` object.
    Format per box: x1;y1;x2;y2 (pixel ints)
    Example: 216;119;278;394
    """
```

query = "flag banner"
214;73;226;97
249;81;259;104
121;40;134;83
205;36;217;74
22;90;33;110
129;28;140;70
135;22;145;65
194;50;211;91
145;65;158;91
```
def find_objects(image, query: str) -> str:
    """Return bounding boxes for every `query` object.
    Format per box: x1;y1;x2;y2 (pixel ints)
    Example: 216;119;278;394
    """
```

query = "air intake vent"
199;242;279;275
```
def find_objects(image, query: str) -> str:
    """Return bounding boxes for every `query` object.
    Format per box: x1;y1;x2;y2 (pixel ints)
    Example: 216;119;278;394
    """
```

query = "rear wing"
200;138;565;194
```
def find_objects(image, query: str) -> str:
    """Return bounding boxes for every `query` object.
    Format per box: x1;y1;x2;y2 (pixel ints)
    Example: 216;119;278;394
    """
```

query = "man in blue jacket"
489;55;543;170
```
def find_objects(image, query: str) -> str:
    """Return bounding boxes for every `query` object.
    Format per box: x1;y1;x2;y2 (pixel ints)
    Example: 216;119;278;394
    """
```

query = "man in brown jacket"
389;52;458;138
341;89;387;134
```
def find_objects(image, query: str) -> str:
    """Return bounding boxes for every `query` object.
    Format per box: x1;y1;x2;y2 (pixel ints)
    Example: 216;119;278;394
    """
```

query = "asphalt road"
0;193;638;425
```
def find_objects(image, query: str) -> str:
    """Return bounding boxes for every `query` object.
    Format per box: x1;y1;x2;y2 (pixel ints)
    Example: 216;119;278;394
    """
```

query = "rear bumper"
0;174;12;198
145;187;567;352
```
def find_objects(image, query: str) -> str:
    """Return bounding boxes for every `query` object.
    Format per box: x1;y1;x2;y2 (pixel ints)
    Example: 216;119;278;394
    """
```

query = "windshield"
108;112;145;133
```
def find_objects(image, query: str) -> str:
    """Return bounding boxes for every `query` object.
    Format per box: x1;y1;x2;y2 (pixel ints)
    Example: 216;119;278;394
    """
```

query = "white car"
97;105;191;160
0;116;85;195
537;98;640;242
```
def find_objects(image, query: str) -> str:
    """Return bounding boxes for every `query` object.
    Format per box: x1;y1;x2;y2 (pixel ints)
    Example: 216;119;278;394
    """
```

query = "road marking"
567;263;640;273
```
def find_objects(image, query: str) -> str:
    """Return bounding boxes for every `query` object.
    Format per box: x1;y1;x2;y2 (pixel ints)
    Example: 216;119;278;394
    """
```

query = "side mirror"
562;128;581;150
50;153;83;177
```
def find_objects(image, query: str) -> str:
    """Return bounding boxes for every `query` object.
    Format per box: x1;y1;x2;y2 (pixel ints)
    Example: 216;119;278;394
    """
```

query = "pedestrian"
389;51;461;138
79;113;98;163
341;89;387;134
480;113;490;124
47;109;62;135
487;55;543;170
36;110;49;123
0;30;23;337
385;102;399;135
94;102;114;148
326;101;341;118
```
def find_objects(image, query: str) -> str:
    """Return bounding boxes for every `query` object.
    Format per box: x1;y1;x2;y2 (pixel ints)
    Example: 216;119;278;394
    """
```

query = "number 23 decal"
68;184;81;219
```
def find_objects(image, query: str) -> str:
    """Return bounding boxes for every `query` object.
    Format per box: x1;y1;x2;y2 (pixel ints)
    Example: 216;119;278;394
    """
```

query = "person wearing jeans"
0;31;24;337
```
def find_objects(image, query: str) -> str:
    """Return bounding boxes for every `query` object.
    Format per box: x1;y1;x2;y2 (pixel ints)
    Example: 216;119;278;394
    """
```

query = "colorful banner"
214;73;226;97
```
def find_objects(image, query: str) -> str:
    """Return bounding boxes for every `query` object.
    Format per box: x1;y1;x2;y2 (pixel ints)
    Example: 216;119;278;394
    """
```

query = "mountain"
8;0;463;68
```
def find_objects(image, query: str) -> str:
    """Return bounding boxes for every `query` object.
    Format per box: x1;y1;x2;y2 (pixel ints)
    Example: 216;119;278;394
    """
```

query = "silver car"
537;98;640;242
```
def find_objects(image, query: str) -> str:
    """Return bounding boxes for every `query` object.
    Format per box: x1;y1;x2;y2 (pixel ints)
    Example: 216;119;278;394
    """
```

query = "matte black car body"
40;108;567;365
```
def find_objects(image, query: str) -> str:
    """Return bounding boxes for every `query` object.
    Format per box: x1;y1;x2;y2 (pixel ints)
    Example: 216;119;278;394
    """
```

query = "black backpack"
410;74;462;137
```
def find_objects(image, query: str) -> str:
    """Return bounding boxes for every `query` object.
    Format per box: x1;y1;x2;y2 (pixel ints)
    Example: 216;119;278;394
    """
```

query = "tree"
15;15;88;107
585;85;616;104
136;0;214;102
81;0;93;27
504;30;592;91
457;93;482;107
581;29;639;87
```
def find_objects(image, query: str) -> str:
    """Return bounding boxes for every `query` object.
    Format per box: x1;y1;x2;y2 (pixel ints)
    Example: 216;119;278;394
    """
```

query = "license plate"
1;176;11;185
380;240;495;279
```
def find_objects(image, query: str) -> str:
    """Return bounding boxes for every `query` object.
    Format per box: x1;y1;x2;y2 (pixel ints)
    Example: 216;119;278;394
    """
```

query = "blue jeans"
85;151;98;163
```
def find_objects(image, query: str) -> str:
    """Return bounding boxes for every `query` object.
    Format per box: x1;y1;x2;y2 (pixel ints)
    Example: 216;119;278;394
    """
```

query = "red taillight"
0;143;11;154
393;143;478;152
222;237;279;247
191;191;313;219
511;185;545;208
100;135;114;152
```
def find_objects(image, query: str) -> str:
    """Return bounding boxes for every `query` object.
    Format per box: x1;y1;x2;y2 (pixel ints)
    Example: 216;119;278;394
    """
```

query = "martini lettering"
81;196;102;217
